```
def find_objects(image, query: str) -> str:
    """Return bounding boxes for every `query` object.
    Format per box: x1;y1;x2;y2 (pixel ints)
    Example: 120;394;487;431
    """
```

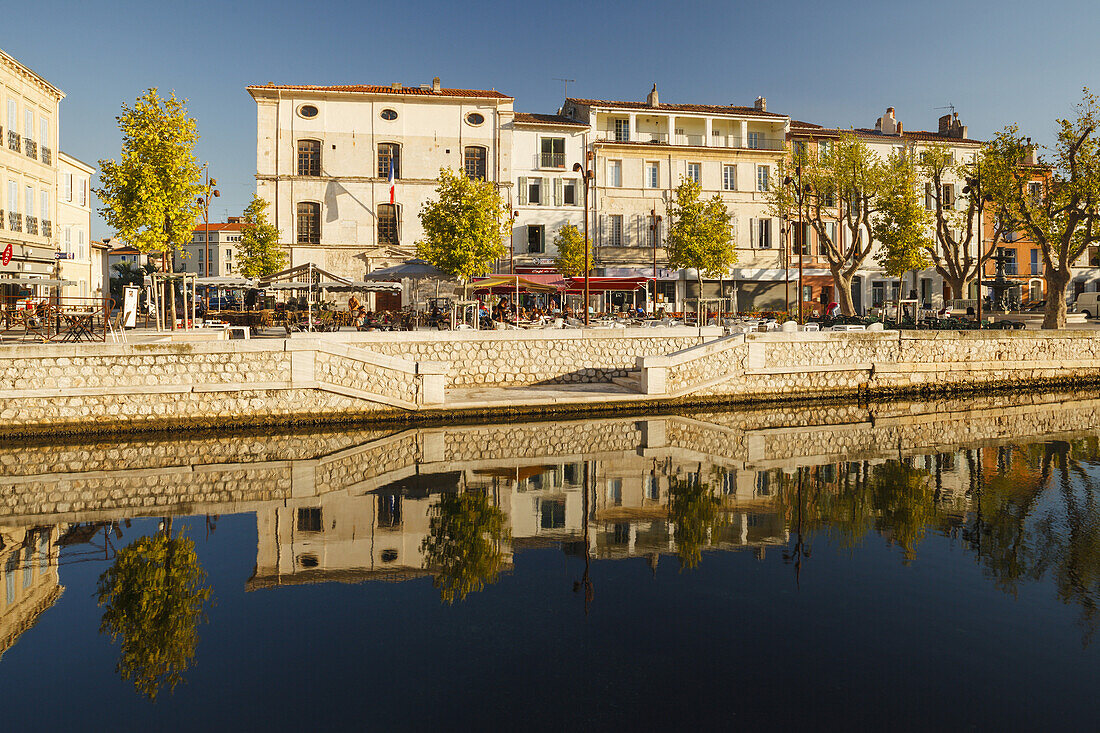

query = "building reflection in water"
0;525;63;661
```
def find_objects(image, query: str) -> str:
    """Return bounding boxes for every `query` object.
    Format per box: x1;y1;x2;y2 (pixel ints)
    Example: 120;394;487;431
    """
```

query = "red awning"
565;277;651;293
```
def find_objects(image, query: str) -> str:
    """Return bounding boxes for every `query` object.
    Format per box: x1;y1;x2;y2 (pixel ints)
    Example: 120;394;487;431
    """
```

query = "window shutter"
749;218;756;248
955;183;963;210
517;177;527;205
599;214;606;246
542;178;550;206
554;178;563;207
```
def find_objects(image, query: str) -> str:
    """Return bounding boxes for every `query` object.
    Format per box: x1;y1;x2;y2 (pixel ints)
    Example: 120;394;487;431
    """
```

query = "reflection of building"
0;525;62;659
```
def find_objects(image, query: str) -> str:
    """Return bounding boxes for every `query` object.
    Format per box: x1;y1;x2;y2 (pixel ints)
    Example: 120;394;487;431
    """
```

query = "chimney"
754;96;767;112
938;114;953;134
646;83;660;108
391;82;402;90
876;107;901;135
432;76;441;92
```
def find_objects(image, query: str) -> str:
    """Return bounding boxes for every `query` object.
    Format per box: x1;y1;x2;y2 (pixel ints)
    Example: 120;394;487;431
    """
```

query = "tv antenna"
554;77;575;97
934;103;956;116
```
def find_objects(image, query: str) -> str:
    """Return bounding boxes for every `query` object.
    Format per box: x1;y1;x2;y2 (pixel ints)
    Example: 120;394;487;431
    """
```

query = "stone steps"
611;371;642;391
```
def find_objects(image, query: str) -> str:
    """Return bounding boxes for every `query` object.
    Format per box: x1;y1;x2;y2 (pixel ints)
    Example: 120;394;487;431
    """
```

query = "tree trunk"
1043;266;1071;330
945;275;967;310
831;268;856;316
697;272;704;324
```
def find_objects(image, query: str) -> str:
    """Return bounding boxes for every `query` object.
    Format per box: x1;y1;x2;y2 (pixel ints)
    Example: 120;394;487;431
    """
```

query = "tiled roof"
193;222;244;233
565;97;785;118
513;112;589;127
247;83;511;100
790;121;983;145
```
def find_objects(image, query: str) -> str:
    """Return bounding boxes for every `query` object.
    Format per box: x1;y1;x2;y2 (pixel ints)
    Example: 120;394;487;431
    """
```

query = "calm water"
3;395;1100;731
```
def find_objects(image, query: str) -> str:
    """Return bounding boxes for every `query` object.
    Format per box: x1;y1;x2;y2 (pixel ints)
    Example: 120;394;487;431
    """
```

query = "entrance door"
851;276;863;313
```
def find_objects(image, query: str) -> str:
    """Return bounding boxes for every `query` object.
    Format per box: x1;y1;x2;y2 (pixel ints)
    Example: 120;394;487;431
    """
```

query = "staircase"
611;370;643;392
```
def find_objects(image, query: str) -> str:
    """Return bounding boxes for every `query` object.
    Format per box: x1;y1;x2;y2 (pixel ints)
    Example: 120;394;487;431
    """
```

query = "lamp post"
962;168;991;328
784;164;809;324
573;161;595;326
196;167;220;277
650;208;662;313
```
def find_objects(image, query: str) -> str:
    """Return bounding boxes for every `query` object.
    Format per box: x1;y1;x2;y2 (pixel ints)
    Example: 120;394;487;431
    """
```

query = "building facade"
0;48;63;296
179;219;244;276
56;152;95;298
248;79;514;280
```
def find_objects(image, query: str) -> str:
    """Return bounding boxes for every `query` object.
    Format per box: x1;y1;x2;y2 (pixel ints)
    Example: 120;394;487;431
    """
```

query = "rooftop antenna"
934;103;956;116
554;77;575;98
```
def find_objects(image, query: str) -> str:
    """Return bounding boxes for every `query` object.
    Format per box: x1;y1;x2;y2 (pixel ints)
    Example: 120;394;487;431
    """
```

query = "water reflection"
4;391;1100;704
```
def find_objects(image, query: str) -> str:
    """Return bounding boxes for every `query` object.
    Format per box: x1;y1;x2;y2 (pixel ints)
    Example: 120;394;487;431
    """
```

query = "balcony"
8;212;20;231
7;130;19;152
42;220;51;238
0;210;4;230
539;152;566;168
594;128;785;150
24;139;36;159
26;216;38;236
41;146;51;165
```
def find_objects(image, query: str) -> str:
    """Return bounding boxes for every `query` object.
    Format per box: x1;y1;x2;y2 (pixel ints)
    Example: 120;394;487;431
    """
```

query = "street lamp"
783;167;809;324
573;161;595;326
650;208;662;313
196;167;220;277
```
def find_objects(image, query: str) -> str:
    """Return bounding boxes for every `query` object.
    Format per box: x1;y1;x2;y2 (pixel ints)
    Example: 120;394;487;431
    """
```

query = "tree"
917;144;1004;304
874;149;932;302
237;195;286;278
420;490;508;604
109;260;155;304
553;224;587;278
96;526;211;700
784;134;887;315
985;89;1100;329
664;178;735;303
96;89;202;330
417;168;509;293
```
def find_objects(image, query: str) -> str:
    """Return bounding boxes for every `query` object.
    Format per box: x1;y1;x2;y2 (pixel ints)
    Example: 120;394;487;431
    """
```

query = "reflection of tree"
667;476;724;570
867;462;938;563
96;525;211;700
420;491;507;604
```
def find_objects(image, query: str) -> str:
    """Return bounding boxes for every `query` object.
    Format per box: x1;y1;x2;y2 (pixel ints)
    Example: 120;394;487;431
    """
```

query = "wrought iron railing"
26;216;38;235
24;139;36;159
41;146;51;165
9;212;21;231
7;130;19;152
41;220;51;238
539;152;566;168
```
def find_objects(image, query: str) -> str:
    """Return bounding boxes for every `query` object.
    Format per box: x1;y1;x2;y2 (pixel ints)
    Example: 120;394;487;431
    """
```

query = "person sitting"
348;294;361;314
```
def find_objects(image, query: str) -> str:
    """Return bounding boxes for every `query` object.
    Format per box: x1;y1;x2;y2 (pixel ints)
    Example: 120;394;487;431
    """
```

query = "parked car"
1072;292;1100;317
206;295;239;311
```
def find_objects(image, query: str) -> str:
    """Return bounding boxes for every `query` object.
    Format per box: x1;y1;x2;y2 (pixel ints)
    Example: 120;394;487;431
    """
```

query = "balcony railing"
41;146;51;165
7;130;19;152
0;210;4;230
8;212;20;231
41;220;51;238
595;128;785;150
539;152;566;168
24;139;36;159
26;216;38;236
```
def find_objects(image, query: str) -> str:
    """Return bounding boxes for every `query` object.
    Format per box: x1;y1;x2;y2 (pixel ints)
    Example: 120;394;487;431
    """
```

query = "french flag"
388;158;395;205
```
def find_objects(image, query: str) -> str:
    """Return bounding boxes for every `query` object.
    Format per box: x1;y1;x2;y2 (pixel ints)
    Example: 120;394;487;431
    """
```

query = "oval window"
298;104;318;119
466;112;485;126
380;108;398;121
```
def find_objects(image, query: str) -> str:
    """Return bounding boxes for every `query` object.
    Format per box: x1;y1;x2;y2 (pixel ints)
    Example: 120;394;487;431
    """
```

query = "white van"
1073;292;1100;317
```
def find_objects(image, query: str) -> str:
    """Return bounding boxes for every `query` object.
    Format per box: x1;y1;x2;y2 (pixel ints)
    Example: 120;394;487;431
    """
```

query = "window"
6;100;15;134
23;545;33;587
63;173;72;202
563;179;577;206
195;232;205;243
527;224;544;253
41;190;48;223
79;179;87;207
465;112;485;126
821;222;836;255
747;131;761;149
527;177;542;205
645;475;659;501
5;554;15;604
614;118;630;142
1028;181;1043;206
40;117;49;148
296;202;320;244
607;479;623;505
872;281;885;306
540;137;565;168
942;183;955;208
24;109;33;140
756;165;769;192
646;162;659;188
687;162;701;184
539;500;566;529
77;229;84;259
998;247;1018;275
464;146;487;180
609;214;623;246
296;507;322;532
297;139;321;176
755;218;771;248
379;108;398;121
64;226;72;253
792;141;807;161
793;222;810;255
723;164;737;191
378;203;399;245
646;214;661;248
297;104;319;119
225;248;232;260
608;160;622;187
25;186;33;217
378;143;400;179
818;140;830;157
1031;248;1041;275
38;533;48;572
378;494;402;527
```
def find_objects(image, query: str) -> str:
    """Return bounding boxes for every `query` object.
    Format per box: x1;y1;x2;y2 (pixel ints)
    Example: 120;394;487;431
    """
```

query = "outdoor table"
58;311;98;342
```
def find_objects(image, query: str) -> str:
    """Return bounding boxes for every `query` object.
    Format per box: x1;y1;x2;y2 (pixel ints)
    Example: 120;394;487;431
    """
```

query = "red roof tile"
513;112;589;127
790;122;983;145
247;83;511;100
565;97;785;118
193;222;244;233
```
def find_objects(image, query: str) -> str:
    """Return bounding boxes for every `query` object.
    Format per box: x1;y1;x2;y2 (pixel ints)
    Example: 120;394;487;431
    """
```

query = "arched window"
297;202;320;244
378;143;400;179
297;139;321;176
378;204;399;245
464;146;487;181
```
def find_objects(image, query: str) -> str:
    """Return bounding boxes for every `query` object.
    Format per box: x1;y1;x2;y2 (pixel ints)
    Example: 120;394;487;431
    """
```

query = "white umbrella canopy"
364;259;453;280
197;276;257;288
317;281;402;292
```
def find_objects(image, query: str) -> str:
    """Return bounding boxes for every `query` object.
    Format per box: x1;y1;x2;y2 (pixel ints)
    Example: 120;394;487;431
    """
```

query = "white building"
179;219;244;276
56;151;95;298
248;78;514;280
0;47;63;298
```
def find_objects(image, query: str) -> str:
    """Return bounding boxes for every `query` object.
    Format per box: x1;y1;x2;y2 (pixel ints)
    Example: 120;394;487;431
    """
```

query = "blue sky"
12;0;1100;238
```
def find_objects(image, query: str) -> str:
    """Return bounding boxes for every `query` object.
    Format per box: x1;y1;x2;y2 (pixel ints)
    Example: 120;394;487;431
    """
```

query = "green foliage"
420;490;508;604
237;195;286;278
109;261;155;303
96;530;211;700
417;168;509;282
96;89;202;257
874;149;932;278
664;179;736;281
553;224;587;278
667;475;725;570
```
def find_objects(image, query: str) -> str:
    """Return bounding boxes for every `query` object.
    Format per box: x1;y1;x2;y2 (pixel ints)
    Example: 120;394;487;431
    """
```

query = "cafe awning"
317;281;402;292
196;276;257;288
470;275;562;293
565;277;650;292
0;278;75;287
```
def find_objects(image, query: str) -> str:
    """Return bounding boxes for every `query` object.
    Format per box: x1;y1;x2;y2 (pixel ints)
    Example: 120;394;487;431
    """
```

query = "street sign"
54;252;74;260
123;286;139;328
1;243;11;267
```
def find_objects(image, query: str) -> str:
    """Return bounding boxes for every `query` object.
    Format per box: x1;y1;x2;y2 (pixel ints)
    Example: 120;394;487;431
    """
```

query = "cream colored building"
0;47;63;298
179;220;244;276
248;79;514;280
561;87;791;310
56;151;96;298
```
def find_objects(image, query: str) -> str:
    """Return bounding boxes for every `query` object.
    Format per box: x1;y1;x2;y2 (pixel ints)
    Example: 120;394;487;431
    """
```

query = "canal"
1;392;1099;730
